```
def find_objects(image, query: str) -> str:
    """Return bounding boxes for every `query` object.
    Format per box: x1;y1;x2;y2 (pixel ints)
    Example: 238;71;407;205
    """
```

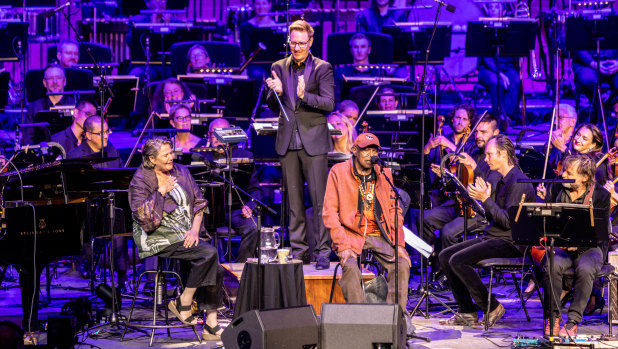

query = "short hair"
152;78;192;112
288;20;314;39
449;104;476;124
58;38;78;52
349;33;371;47
476;112;499;132
557;103;577;119
208;118;230;134
169;103;192;120
336;100;359;113
142;137;173;169
562;153;596;188
186;44;210;61
488;134;518;166
75;98;97;112
83;115;103;134
573;123;604;153
43;63;65;77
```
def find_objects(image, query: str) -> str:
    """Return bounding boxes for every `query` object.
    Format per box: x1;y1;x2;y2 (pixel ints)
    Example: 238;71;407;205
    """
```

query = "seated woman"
169;104;203;152
328;112;356;154
151;78;196;115
555;123;611;184
186;44;212;73
128;137;223;340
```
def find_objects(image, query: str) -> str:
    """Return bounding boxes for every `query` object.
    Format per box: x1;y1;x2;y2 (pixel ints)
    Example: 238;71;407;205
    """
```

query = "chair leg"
150;270;161;347
122;271;147;341
511;272;530;322
162;273;171;338
485;267;494;331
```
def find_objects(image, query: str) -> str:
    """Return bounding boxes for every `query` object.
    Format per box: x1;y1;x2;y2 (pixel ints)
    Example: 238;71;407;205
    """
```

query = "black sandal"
168;296;199;325
202;323;222;340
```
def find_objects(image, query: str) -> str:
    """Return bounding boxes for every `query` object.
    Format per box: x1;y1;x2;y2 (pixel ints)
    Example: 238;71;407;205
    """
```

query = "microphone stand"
202;173;277;311
57;4;114;160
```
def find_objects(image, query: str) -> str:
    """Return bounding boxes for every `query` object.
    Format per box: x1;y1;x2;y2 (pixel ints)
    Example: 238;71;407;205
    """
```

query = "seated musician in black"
50;98;97;154
420;113;499;288
334;33;406;102
67;115;122;168
476;2;521;126
546;103;578;167
56;38;79;68
536;153;610;337
186;44;212;74
357;0;406;33
168;104;203;152
439;134;535;327
23;64;76;145
152;78;197;115
204;118;261;262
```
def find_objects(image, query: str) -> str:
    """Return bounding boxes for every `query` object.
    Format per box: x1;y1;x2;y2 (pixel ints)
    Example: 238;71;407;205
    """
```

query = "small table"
225;260;307;318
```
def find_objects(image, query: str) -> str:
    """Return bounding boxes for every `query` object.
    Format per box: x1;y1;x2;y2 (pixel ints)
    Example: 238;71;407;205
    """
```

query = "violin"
452;125;475;218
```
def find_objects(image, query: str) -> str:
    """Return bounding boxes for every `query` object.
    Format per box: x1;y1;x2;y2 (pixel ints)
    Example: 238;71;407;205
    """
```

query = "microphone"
43;1;71;17
370;156;389;167
431;0;456;13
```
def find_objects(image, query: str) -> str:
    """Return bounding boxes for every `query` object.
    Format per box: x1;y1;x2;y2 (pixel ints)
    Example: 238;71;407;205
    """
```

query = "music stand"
508;200;609;338
383;23;452;65
465;19;536;118
566;15;618;146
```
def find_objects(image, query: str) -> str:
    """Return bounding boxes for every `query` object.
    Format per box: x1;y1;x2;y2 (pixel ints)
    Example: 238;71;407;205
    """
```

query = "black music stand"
566;15;618;143
382;24;452;65
465;20;536;118
508;199;609;339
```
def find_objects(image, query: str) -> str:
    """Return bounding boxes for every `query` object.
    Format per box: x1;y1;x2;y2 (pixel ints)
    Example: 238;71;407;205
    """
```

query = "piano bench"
120;258;202;346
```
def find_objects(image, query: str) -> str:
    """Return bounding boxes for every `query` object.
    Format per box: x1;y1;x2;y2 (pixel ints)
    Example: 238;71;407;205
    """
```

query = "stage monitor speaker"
320;303;407;349
222;305;319;349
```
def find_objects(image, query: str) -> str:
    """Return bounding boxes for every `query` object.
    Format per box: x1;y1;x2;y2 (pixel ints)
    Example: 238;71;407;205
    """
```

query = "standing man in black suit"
265;20;335;269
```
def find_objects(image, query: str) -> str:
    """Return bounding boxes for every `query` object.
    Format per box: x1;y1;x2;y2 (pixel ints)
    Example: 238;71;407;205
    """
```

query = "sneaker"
559;320;578;337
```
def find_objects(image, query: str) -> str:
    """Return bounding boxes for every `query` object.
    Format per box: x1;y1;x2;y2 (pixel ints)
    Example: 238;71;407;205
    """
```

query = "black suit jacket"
266;54;335;156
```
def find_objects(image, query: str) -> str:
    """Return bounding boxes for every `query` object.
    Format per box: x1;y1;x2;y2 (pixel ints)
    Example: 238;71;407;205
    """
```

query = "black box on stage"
47;315;77;349
320;303;407;349
221;305;318;349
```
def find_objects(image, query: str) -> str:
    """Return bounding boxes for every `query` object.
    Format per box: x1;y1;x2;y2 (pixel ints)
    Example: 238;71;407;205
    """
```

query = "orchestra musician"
377;86;398;111
335;99;360;123
323;132;410;309
129;137;224;340
421;113;499;289
357;0;406;33
66;115;122;168
334;33;381;102
55;38;79;68
186;44;212;73
536;154;610;336
438;134;535;327
423;104;476;206
476;2;521;126
265;20;335;269
547;104;578;158
551;123;611;184
50;98;98;154
151;78;197;115
573;45;618;124
203;118;261;263
23;64;76;145
328;112;355;154
168;104;203;152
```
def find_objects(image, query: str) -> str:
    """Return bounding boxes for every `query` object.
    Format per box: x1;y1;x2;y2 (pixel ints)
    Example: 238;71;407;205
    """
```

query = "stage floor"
0;262;615;348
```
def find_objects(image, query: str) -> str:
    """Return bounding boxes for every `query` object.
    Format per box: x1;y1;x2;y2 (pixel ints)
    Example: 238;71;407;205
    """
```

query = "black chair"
121;257;202;347
47;42;113;64
475;256;543;331
170;41;243;76
326;32;394;67
25;68;94;103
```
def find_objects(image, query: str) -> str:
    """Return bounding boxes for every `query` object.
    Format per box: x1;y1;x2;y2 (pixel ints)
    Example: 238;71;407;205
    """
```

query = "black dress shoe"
315;257;330;270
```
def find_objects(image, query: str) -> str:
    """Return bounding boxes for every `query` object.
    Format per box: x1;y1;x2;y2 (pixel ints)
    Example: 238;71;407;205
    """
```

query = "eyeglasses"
289;41;309;49
89;129;111;136
190;52;207;60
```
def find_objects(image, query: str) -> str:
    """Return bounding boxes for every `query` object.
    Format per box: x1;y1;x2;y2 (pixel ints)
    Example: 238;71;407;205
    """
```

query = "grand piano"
0;157;135;331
